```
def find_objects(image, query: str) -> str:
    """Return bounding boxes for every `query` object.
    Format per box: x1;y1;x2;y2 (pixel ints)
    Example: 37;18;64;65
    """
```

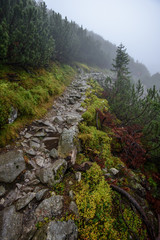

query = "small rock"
76;107;86;113
0;198;5;205
53;116;64;124
30;141;40;149
35;156;45;167
25;148;36;156
69;181;73;185
102;168;108;173
69;190;74;199
50;148;58;159
35;195;63;221
8;106;18;124
24;170;36;181
28;179;40;185
34;131;46;137
69;201;79;217
36;189;48;201
105;173;112;178
43;120;52;127
24;133;32;139
66;115;80;125
68;98;75;105
16;192;36;210
75;172;81;182
0;186;6;197
16;183;23;190
109;168;119;176
31;137;40;143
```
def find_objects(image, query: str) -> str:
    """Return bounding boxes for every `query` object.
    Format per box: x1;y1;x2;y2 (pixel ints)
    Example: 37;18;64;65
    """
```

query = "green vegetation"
0;0;156;91
0;62;75;146
67;79;148;239
103;44;160;168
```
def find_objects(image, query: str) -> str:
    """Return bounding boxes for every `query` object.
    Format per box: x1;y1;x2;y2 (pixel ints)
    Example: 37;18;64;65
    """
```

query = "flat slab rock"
35;195;63;221
0;205;23;240
58;126;78;158
33;220;78;240
0;150;26;183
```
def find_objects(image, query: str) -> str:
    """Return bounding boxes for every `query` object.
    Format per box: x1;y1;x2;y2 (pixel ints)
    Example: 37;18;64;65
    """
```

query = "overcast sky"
43;0;160;75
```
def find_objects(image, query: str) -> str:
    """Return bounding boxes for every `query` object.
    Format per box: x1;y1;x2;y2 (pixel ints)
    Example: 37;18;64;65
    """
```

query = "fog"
43;0;160;75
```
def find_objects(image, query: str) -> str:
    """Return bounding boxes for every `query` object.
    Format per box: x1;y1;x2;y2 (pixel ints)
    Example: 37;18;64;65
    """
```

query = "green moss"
54;165;65;181
0;62;75;146
74;163;120;239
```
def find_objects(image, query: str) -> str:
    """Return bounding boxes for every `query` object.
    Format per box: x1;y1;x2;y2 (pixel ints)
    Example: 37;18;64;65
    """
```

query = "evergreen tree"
112;43;130;78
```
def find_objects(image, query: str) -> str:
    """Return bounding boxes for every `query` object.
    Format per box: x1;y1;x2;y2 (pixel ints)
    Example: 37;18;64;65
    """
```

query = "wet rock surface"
0;73;93;239
0;150;26;183
33;220;78;240
0;205;23;240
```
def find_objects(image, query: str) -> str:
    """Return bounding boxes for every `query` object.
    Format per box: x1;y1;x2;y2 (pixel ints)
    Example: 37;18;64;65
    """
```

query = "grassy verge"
0;61;75;146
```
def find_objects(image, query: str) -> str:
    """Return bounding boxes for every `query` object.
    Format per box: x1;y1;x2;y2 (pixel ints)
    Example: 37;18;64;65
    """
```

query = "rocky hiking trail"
0;72;107;240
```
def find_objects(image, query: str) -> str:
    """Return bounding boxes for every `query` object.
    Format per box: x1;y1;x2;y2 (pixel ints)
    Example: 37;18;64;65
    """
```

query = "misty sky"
43;0;160;75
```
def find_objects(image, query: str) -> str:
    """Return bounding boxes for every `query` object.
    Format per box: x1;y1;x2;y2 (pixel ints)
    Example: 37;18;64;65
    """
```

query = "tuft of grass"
0;62;75;146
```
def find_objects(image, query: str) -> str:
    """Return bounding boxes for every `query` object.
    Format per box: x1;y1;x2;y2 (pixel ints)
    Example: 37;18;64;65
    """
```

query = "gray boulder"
35;195;63;221
58;126;78;161
0;150;26;183
36;159;67;186
33;220;78;240
0;205;23;240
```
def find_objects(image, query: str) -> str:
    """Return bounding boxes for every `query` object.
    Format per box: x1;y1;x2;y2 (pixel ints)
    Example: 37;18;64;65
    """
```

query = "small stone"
8;106;18;124
0;198;5;205
76;107;85;113
53;116;64;124
35;156;45;167
30;141;40;149
24;133;32;139
69;201;79;217
0;186;6;197
24;170;36;181
69;190;74;200
31;137;40;143
68;98;75;105
105;173;112;178
28;179;40;185
69;181;73;185
102;168;108;173
16;183;23;190
50;148;58;159
34;131;46;137
25;149;36;156
75;172;81;182
16;192;36;210
36;189;48;201
109;168;119;176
